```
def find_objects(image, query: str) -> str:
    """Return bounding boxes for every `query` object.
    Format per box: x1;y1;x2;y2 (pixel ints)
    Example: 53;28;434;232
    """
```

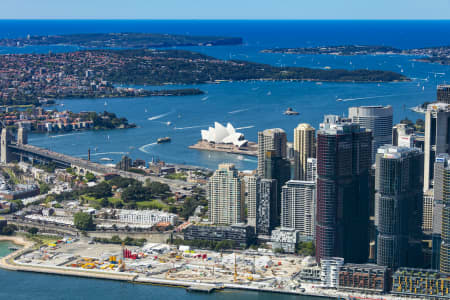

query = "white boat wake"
49;132;87;138
89;152;127;157
79;151;126;157
138;142;157;154
148;112;171;121
228;108;250;114
174;125;211;130
235;125;255;130
339;92;430;102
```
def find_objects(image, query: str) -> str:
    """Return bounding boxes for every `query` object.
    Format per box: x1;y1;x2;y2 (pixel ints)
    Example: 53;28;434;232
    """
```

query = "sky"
1;0;450;20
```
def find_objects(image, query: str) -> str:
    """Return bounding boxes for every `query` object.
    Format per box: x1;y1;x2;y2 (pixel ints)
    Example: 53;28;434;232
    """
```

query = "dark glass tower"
264;149;291;227
435;154;450;273
375;145;424;269
315;117;372;263
437;85;450;104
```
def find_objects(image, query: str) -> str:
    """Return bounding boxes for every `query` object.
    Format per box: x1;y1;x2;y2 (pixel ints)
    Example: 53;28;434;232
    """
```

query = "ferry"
157;137;171;144
283;107;299;115
99;158;113;162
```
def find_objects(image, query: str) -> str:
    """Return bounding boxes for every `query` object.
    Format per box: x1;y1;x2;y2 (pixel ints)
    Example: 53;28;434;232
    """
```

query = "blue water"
1;19;449;299
0;20;446;170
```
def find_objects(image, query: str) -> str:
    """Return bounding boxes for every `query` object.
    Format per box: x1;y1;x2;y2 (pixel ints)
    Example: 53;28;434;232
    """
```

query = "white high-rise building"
208;164;244;225
424;103;450;191
306;158;317;182
293;123;316;180
349;105;393;163
257;128;287;178
281;180;316;239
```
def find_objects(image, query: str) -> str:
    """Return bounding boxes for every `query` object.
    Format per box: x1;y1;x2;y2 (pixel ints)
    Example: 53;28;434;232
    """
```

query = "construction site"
13;238;306;292
3;237;421;299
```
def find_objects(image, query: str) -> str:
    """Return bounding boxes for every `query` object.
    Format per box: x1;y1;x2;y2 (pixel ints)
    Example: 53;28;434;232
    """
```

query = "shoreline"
0;236;411;300
0;236;330;298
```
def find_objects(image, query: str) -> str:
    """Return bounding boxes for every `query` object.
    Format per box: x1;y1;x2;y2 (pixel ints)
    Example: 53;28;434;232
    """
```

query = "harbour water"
0;20;449;170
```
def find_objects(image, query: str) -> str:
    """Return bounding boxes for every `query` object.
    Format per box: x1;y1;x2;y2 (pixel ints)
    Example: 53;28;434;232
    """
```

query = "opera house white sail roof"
201;122;248;147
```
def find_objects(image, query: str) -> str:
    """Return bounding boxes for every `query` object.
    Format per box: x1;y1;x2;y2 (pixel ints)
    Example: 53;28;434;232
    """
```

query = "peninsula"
263;44;450;65
262;45;402;55
1;109;136;133
0;49;407;106
0;32;243;48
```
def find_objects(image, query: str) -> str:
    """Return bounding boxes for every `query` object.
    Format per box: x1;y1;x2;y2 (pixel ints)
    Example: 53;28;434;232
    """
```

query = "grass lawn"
136;200;168;211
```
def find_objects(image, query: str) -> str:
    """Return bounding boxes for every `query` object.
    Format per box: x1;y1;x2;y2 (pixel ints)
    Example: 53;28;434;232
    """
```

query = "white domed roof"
201;122;248;147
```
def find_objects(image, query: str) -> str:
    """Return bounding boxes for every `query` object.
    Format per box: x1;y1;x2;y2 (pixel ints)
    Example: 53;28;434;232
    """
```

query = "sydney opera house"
201;122;248;147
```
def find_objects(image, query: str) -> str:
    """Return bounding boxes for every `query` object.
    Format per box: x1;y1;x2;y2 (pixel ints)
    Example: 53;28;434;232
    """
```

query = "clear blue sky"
2;0;450;20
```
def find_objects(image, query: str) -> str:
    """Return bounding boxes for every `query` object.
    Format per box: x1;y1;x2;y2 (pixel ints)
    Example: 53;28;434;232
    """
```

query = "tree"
85;172;96;182
39;183;50;195
147;181;170;196
297;241;315;256
87;182;112;199
121;184;151;203
111;235;121;243
1;224;17;236
27;227;39;235
99;197;109;207
74;212;95;231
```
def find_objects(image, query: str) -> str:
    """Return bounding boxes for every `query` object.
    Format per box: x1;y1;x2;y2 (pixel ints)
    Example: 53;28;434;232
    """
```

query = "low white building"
320;257;344;288
270;227;299;253
117;209;178;226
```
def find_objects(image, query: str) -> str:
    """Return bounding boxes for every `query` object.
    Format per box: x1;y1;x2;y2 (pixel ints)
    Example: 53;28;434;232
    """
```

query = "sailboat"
104;101;107;106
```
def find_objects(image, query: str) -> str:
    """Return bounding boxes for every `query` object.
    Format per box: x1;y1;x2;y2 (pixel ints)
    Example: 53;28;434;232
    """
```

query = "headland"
262;45;450;65
0;48;407;106
0;32;243;48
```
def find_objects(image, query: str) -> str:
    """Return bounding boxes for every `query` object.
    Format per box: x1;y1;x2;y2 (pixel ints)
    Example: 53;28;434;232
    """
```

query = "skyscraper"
375;145;424;269
264;149;290;228
293;123;315;180
432;154;448;270
422;189;434;234
306;158;317;182
246;175;277;235
438;85;450;104
349;105;393;163
281;180;316;240
315;117;372;263
435;154;450;273
208;163;244;225
257;128;287;178
424;103;450;191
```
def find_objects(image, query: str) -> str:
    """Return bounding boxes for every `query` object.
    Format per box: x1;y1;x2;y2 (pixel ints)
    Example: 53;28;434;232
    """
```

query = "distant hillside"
0;32;243;48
